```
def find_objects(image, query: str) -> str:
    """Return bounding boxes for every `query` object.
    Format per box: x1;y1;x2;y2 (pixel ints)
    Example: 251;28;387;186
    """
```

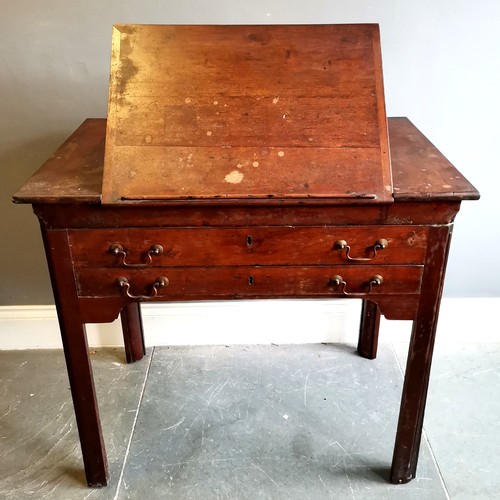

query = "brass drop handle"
116;276;169;300
329;274;384;296
109;243;164;268
334;239;388;261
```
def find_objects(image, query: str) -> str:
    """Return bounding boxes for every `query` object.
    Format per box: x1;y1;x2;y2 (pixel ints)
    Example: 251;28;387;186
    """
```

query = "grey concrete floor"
1;343;498;499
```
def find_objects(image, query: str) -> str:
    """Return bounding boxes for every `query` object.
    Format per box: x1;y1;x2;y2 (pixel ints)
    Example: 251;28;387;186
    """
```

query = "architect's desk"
14;117;479;487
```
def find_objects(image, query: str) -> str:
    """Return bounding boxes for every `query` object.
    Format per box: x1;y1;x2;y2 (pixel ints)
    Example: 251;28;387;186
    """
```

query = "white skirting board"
0;297;497;350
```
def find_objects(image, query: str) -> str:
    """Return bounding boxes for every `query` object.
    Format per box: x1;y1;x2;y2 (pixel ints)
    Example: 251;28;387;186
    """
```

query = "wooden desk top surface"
13;117;479;205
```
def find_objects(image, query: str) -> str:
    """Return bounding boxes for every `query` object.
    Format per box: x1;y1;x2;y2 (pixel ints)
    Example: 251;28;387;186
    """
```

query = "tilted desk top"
102;24;393;205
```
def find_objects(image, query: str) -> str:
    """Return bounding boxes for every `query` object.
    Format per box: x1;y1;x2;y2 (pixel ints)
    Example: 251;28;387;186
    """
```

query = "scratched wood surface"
13;118;479;205
75;265;424;299
102;24;392;204
68;226;429;267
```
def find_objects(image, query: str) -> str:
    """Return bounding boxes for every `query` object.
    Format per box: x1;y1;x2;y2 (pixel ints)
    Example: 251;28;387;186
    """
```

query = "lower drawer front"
76;266;423;299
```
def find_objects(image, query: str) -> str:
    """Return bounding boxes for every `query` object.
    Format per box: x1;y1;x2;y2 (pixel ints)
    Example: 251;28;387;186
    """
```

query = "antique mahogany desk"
14;25;478;487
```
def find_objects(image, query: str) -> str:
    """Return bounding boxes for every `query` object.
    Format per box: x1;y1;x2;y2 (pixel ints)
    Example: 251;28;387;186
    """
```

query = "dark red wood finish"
13;118;479;206
120;302;146;363
358;300;381;360
103;25;392;205
391;224;453;483
14;118;479;487
68;226;429;267
40;228;109;487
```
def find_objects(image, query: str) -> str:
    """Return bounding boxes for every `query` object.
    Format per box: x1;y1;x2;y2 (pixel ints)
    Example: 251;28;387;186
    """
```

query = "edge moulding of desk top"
12;117;479;206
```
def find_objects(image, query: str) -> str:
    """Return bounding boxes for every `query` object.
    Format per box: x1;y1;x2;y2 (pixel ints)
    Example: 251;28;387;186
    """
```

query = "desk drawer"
75;265;423;299
69;226;428;267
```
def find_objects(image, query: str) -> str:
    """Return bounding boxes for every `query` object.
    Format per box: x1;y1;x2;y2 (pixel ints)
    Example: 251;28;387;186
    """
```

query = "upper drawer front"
69;226;428;267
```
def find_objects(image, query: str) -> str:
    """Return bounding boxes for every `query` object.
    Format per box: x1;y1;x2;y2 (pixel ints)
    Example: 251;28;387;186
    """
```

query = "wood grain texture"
40;228;109;486
12;28;480;488
13;118;479;205
102;24;392;204
34;199;463;229
358;300;381;359
75;265;423;299
120;302;146;363
13;119;105;203
391;224;453;484
389;117;480;201
68;226;429;267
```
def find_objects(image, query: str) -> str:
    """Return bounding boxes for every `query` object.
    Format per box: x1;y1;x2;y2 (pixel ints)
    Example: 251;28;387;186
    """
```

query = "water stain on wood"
224;170;244;184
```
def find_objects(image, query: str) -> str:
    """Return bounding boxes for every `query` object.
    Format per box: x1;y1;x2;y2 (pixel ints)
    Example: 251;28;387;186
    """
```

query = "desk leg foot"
59;309;109;487
390;225;451;484
390;314;435;484
121;302;146;363
358;300;380;359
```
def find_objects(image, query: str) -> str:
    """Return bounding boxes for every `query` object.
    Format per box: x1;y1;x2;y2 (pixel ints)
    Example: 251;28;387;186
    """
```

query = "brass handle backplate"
109;243;164;268
329;274;383;296
116;276;169;300
334;239;388;262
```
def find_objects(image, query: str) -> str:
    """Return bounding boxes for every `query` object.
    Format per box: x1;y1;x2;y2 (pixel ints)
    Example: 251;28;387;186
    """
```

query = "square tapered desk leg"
41;227;109;487
390;225;451;484
358;300;381;360
120;302;146;363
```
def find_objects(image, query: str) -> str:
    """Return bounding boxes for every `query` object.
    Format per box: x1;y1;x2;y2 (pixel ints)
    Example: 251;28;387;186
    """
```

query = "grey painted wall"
1;0;498;305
